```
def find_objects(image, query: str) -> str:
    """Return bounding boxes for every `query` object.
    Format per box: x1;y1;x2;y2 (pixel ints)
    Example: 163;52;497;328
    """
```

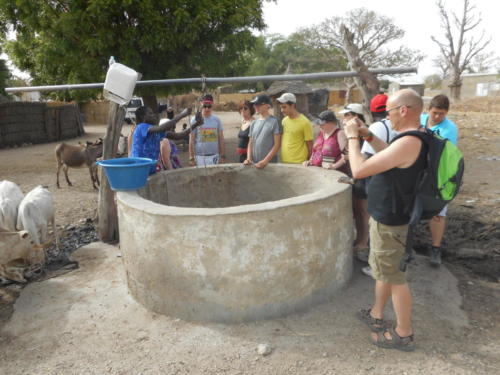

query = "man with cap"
304;110;349;174
370;90;389;122
243;94;282;169
340;103;367;123
189;94;226;166
277;93;313;164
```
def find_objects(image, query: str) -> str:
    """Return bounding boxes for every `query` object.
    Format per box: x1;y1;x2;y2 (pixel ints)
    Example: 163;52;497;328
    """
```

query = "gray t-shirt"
191;115;223;156
249;116;283;163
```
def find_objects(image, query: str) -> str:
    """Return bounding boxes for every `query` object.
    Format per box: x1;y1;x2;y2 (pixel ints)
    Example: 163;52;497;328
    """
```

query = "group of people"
127;89;459;352
186;92;315;170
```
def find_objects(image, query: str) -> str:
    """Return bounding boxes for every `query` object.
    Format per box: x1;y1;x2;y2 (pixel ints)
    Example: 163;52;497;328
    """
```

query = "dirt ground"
0;112;243;228
0;102;499;374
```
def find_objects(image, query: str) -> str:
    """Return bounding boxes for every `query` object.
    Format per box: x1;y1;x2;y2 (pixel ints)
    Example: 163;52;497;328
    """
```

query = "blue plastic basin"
96;157;156;191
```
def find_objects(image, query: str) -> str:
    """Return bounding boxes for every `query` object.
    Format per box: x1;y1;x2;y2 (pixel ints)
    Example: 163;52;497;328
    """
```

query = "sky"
262;0;499;80
5;0;498;82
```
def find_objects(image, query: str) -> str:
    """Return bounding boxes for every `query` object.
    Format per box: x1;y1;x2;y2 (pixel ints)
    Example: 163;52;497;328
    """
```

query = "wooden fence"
0;102;84;147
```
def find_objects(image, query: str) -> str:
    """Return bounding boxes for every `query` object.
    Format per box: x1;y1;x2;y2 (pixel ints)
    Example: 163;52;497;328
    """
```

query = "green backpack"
392;128;464;271
392;128;464;222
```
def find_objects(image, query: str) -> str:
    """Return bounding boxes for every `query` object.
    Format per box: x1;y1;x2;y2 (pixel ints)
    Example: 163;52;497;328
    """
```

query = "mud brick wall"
0;102;84;147
80;101;110;124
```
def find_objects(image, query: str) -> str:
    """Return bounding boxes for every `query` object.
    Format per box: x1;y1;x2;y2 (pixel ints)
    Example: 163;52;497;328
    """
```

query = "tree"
424;74;443;90
243;32;346;91
303;8;423;110
433;55;450;78
0;0;267;106
466;52;498;73
431;0;491;100
0;56;10;97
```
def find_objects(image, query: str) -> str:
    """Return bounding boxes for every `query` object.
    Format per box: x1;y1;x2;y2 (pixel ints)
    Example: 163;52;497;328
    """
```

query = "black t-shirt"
367;134;427;226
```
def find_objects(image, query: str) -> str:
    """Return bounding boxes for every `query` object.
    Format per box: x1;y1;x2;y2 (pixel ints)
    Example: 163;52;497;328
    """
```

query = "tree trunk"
449;70;462;101
341;24;379;123
97;102;125;243
344;78;356;105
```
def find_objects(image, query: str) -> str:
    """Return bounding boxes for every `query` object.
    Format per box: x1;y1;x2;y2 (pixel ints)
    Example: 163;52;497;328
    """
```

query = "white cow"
0;227;44;283
17;186;59;248
0;180;24;231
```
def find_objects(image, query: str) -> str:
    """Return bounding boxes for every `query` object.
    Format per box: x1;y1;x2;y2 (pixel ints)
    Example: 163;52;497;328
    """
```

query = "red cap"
201;94;214;105
370;94;388;112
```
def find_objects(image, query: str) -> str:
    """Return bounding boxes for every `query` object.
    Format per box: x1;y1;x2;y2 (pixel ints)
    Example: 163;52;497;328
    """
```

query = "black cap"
250;94;272;106
315;110;337;124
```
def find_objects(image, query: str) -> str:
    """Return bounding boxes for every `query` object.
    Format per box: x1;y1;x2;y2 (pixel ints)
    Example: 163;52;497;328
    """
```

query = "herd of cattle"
0;137;110;283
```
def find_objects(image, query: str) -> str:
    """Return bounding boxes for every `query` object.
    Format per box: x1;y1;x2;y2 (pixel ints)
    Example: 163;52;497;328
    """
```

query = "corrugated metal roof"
266;80;314;96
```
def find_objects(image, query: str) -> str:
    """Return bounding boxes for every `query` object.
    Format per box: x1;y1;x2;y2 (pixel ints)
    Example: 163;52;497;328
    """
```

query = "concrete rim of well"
116;163;350;216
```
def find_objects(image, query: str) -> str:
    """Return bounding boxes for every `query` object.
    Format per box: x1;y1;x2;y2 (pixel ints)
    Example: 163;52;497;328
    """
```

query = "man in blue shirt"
131;106;202;173
420;95;459;267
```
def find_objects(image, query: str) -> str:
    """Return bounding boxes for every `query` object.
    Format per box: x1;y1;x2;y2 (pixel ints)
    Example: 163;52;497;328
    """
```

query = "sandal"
356;250;369;263
372;326;415;352
356;308;387;332
353;244;369;252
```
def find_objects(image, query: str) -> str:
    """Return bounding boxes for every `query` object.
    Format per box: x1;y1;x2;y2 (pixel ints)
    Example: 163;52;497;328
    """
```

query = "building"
443;73;500;98
266;80;314;122
388;81;425;96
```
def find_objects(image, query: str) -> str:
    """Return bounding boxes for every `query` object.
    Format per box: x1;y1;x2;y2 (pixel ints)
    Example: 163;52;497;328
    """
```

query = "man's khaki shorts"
368;217;409;285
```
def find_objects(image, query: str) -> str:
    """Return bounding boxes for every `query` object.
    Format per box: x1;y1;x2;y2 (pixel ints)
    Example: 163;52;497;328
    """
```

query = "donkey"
55;139;103;190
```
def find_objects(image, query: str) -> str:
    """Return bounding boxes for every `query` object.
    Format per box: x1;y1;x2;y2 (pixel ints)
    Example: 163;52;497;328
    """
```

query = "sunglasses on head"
203;104;212;108
241;106;249;110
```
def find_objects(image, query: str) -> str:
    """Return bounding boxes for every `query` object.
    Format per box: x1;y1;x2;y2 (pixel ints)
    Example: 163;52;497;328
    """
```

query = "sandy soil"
1;243;495;375
0;105;499;374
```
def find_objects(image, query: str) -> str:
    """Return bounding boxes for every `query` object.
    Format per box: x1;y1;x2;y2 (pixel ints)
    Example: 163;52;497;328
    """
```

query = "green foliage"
0;56;10;95
0;0;267;101
242;32;346;91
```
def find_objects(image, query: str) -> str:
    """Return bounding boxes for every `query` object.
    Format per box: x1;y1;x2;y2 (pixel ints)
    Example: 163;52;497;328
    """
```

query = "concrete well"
117;163;353;323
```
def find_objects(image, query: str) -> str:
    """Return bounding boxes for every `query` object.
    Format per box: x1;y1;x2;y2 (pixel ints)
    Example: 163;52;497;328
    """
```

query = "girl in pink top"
303;110;349;175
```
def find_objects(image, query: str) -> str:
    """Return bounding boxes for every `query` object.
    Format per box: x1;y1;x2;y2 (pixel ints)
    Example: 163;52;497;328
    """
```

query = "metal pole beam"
5;67;417;93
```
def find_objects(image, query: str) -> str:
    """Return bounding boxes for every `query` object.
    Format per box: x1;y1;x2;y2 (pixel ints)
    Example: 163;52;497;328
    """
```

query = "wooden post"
97;101;125;243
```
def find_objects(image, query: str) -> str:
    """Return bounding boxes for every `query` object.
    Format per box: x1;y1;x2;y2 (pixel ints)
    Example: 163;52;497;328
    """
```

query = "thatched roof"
266;80;314;96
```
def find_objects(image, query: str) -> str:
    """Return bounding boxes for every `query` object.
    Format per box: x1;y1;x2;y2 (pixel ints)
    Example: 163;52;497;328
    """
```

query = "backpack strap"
390;128;431;144
380;119;390;143
389;129;431;272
